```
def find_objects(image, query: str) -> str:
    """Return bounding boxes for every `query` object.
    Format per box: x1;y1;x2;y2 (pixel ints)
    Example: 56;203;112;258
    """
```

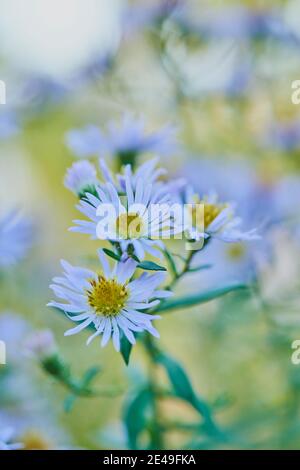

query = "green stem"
167;249;197;290
143;333;164;449
42;355;121;398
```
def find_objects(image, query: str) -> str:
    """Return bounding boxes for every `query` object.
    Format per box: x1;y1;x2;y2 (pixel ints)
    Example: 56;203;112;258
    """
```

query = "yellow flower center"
87;275;129;316
116;212;144;239
189;198;226;230
202;203;224;229
226;243;246;260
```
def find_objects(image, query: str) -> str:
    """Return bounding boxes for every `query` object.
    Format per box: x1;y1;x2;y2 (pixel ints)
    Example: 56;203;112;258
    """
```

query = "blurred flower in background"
66;114;178;164
1;0;300;451
0;210;34;268
0;112;19;140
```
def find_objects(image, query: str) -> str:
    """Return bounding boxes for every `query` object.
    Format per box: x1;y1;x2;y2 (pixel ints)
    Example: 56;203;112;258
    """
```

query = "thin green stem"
166;249;197;290
143;333;164;449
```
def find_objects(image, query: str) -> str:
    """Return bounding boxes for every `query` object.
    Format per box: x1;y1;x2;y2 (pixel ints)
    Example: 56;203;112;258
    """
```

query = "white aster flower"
0;428;23;450
48;251;172;351
64;160;98;196
184;188;260;243
102;114;177;159
100;156;166;192
99;157;185;197
71;165;183;260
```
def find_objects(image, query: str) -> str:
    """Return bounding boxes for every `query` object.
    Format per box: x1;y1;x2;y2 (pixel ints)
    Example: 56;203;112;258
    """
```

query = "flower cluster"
50;121;259;352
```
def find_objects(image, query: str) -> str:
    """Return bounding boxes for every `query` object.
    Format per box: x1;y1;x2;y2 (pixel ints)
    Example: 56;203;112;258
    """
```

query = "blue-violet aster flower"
64;160;98;197
66;114;177;161
184;188;260;243
48;251;172;351
71;167;183;260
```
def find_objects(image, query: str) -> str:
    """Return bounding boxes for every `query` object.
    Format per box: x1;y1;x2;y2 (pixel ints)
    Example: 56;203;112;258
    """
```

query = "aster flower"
184;188;260;243
102;114;177;160
71;164;183;260
0;428;23;450
0;210;33;268
64;160;98;197
66;125;105;159
66;115;177;162
48;251;171;351
99;156;185;197
100;157;166;192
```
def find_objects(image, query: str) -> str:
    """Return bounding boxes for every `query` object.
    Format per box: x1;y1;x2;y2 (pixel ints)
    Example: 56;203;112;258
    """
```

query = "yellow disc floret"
202;202;224;229
87;275;129;316
116;212;144;239
189;195;227;230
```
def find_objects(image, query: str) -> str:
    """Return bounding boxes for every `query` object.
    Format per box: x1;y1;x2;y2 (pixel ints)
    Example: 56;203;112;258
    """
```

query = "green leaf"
156;352;215;428
80;366;101;390
120;335;133;365
64;394;77;413
155;283;248;313
137;261;166;271
157;353;196;404
188;264;212;273
123;386;153;449
103;248;121;262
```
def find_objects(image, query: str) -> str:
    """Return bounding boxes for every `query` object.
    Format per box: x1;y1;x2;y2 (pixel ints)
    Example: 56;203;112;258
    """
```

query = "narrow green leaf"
155;283;248;313
137;260;166;271
123;386;153;449
64;394;77;413
188;264;212;273
157;353;196;404
163;249;178;277
120;335;133;365
103;248;121;262
80;366;101;389
157;352;215;428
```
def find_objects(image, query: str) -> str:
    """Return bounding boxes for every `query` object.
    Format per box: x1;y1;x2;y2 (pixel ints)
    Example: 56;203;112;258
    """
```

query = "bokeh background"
1;0;300;449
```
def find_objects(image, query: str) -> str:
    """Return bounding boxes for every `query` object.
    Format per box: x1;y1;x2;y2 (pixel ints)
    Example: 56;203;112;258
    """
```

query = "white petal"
154;289;173;298
101;318;112;347
86;320;105;345
98;249;111;278
64;317;94;336
132;240;144;261
48;302;85;313
116;258;137;284
127;299;160;310
112;317;120;351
